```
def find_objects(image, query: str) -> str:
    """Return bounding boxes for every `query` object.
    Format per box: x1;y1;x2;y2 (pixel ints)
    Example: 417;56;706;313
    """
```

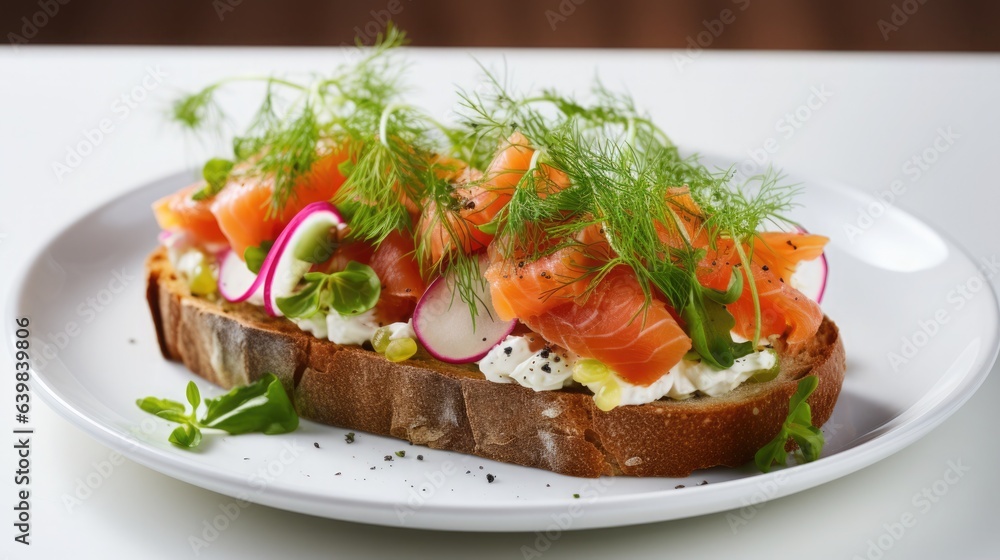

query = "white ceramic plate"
8;164;998;532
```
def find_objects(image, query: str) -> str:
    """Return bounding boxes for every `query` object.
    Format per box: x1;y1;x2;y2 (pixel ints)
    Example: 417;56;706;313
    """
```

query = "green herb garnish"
754;376;825;472
275;261;381;318
191;158;235;201
136;374;299;450
244;239;274;274
170;27;802;360
456;72;797;367
171;24;412;214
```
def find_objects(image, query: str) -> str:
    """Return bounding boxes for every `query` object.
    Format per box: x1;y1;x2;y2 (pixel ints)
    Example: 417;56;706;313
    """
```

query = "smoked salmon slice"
418;132;569;264
211;151;347;258
153;151;348;258
521;266;692;386
696;234;826;344
752;231;828;284
153;184;229;246
318;230;425;326
486;223;609;321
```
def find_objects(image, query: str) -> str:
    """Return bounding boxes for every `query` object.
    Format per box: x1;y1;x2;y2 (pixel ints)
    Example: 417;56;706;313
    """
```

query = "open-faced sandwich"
143;27;845;477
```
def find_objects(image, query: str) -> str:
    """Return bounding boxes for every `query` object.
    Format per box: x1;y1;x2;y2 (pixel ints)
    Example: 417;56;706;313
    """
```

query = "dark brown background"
2;0;997;50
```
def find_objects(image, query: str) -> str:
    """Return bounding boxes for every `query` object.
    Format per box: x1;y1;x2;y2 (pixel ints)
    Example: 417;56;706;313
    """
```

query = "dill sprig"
170;36;805;363
457;70;797;367
168;24;411;214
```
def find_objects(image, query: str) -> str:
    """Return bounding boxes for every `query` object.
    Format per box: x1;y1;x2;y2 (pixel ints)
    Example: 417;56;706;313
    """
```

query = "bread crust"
146;247;846;477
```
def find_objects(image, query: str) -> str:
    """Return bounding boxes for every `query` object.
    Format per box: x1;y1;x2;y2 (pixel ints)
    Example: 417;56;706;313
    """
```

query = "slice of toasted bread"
146;246;846;477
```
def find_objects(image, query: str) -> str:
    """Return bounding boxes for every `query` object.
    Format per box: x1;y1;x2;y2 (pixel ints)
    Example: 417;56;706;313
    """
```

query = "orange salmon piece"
210;150;347;258
522;266;692;386
152;184;228;245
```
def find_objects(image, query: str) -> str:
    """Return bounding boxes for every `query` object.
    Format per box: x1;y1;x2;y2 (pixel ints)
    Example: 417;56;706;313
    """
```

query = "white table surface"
1;46;998;560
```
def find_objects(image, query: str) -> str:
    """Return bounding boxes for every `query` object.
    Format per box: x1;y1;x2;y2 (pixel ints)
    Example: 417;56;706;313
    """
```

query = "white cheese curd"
479;336;533;384
164;233;224;278
291;313;329;339
385;319;416;341
292;309;414;347
580;348;778;405
174;249;206;280
479;335;579;391
482;334;778;405
325;309;380;346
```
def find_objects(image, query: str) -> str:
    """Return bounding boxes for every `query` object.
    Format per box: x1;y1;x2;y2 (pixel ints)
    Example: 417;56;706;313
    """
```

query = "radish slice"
217;249;265;305
262;201;344;316
790;253;828;304
413;258;517;364
790;225;829;304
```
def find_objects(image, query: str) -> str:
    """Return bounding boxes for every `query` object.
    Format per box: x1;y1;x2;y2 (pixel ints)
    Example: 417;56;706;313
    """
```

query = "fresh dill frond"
168;23;412;214
456;67;800;366
168;33;809;359
694;167;800;244
172;84;225;131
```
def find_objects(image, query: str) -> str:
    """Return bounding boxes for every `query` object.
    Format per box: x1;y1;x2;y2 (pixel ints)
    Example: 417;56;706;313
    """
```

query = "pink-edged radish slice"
790;253;828;303
217;249;265;305
262;201;344;316
413;258;517;364
789;225;829;304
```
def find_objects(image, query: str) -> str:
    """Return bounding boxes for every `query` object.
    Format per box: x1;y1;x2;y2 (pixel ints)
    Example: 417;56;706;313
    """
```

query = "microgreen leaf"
327;261;381;316
186;381;201;410
202;373;299;435
476;219;499;235
136;373;299;450
702;267;743;305
755;376;825;472
168;423;203;449
681;280;752;369
275;277;325;318
155;409;191;424
244;240;274;274
136;397;185;416
192;158;234;201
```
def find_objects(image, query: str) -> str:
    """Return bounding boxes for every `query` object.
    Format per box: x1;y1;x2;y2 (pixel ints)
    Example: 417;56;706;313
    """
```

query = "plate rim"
8;166;999;531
